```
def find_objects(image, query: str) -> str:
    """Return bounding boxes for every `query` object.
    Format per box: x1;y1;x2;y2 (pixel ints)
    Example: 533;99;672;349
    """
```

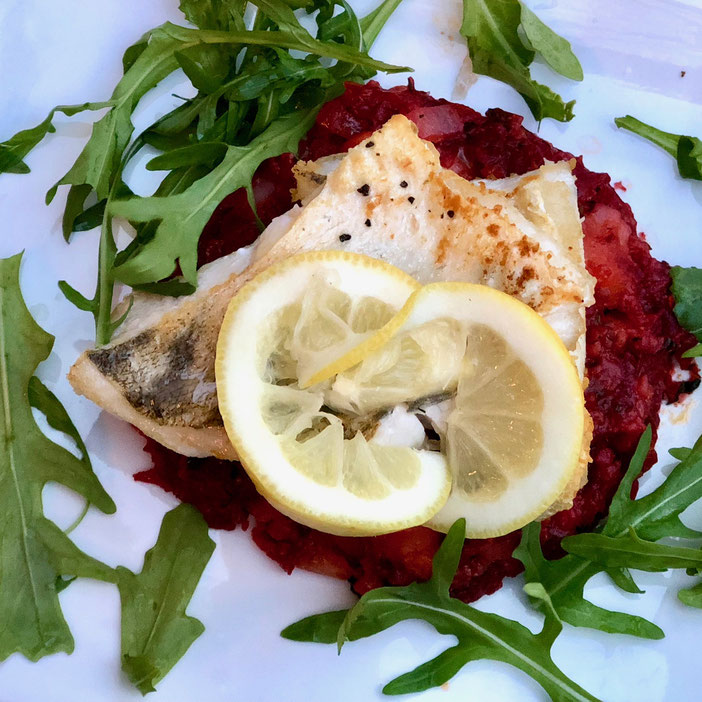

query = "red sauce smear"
138;81;698;603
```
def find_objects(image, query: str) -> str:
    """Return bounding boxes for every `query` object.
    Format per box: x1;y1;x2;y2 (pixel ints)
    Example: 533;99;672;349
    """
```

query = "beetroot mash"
138;81;699;603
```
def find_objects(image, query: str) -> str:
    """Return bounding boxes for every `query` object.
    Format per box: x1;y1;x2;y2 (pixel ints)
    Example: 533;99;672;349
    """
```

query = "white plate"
2;1;702;700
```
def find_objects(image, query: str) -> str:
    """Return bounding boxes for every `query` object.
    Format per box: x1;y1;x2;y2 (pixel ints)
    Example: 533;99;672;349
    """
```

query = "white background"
1;1;702;700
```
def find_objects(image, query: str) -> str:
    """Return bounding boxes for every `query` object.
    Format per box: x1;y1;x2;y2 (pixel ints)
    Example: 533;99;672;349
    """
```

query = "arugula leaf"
282;519;599;701
45;27;186;240
59;195;125;345
562;528;702;571
682;344;702;358
515;523;664;640
146;142;228;171
519;6;583;81
4;0;406;340
27;376;93;478
0;252;117;661
679;581;702;609
39;16;405;238
603;428;702;542
179;0;247;31
519;425;702;640
516;428;664;639
0;103;110;175
460;0;581;121
615;116;702;181
360;0;405;47
111;107;319;285
670;266;702;357
117;503;215;695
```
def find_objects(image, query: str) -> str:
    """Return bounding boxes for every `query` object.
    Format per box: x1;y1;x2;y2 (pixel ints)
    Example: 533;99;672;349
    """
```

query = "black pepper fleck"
366;140;375;147
408;196;415;204
681;70;687;77
447;210;455;218
400;180;408;188
339;233;352;242
365;219;371;227
357;184;370;196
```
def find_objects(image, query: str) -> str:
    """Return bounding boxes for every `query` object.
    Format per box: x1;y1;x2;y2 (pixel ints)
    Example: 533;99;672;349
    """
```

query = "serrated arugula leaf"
615;115;702;181
282;520;599;701
460;0;581;122
515;524;664;640
519;425;702;639
117;504;215;695
0;103;110;175
45;26;188;239
111;107;319;284
602;427;702;542
563;528;702;571
27;376;93;477
516;428;663;639
0;252;117;662
44;18;406;238
5;0;409;343
670;267;702;357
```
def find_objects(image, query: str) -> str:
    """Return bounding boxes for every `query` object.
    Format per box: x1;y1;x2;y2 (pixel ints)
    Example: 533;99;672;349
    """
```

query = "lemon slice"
216;251;450;537
323;282;585;538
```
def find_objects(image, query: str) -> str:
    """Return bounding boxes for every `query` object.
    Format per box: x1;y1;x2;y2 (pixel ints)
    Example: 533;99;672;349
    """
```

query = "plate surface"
1;1;702;700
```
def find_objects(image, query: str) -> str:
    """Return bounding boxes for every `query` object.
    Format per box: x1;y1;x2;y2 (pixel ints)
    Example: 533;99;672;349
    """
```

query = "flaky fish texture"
70;113;595;507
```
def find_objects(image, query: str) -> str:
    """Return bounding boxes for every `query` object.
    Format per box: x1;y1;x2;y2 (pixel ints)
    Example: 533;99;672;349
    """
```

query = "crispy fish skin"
69;115;594;477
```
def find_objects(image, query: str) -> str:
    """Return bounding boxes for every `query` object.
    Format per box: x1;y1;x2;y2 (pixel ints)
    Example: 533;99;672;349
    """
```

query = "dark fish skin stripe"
88;326;223;429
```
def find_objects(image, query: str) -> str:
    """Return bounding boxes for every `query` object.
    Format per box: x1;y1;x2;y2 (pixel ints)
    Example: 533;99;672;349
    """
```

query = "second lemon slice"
323;282;585;538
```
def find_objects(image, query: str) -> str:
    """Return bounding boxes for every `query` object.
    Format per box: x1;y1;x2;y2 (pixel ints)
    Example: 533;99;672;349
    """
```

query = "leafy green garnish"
44;17;405;236
282;519;599;701
669;266;702;357
460;0;582;122
518;426;702;638
1;0;408;344
0;252;116;661
110;107;318;285
615;115;702;181
359;0;405;47
679;581;702;609
516;524;664;641
562;527;702;571
0;103;110;175
117;503;215;695
0;252;215;690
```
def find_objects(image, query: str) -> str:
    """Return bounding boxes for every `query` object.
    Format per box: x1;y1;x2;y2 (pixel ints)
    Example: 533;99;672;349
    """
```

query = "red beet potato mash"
138;81;698;603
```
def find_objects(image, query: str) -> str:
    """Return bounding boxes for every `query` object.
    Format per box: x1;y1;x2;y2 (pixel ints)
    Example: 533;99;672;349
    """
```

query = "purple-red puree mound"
138;81;699;603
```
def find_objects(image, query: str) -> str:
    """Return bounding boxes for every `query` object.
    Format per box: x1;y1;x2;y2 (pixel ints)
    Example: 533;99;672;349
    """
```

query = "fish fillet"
69;114;595;500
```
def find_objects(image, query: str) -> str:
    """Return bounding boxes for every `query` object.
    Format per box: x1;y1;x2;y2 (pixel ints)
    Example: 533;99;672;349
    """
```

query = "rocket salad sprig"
283;519;599;702
460;0;583;122
0;0;409;344
0;253;214;692
615;115;702;182
284;426;702;700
